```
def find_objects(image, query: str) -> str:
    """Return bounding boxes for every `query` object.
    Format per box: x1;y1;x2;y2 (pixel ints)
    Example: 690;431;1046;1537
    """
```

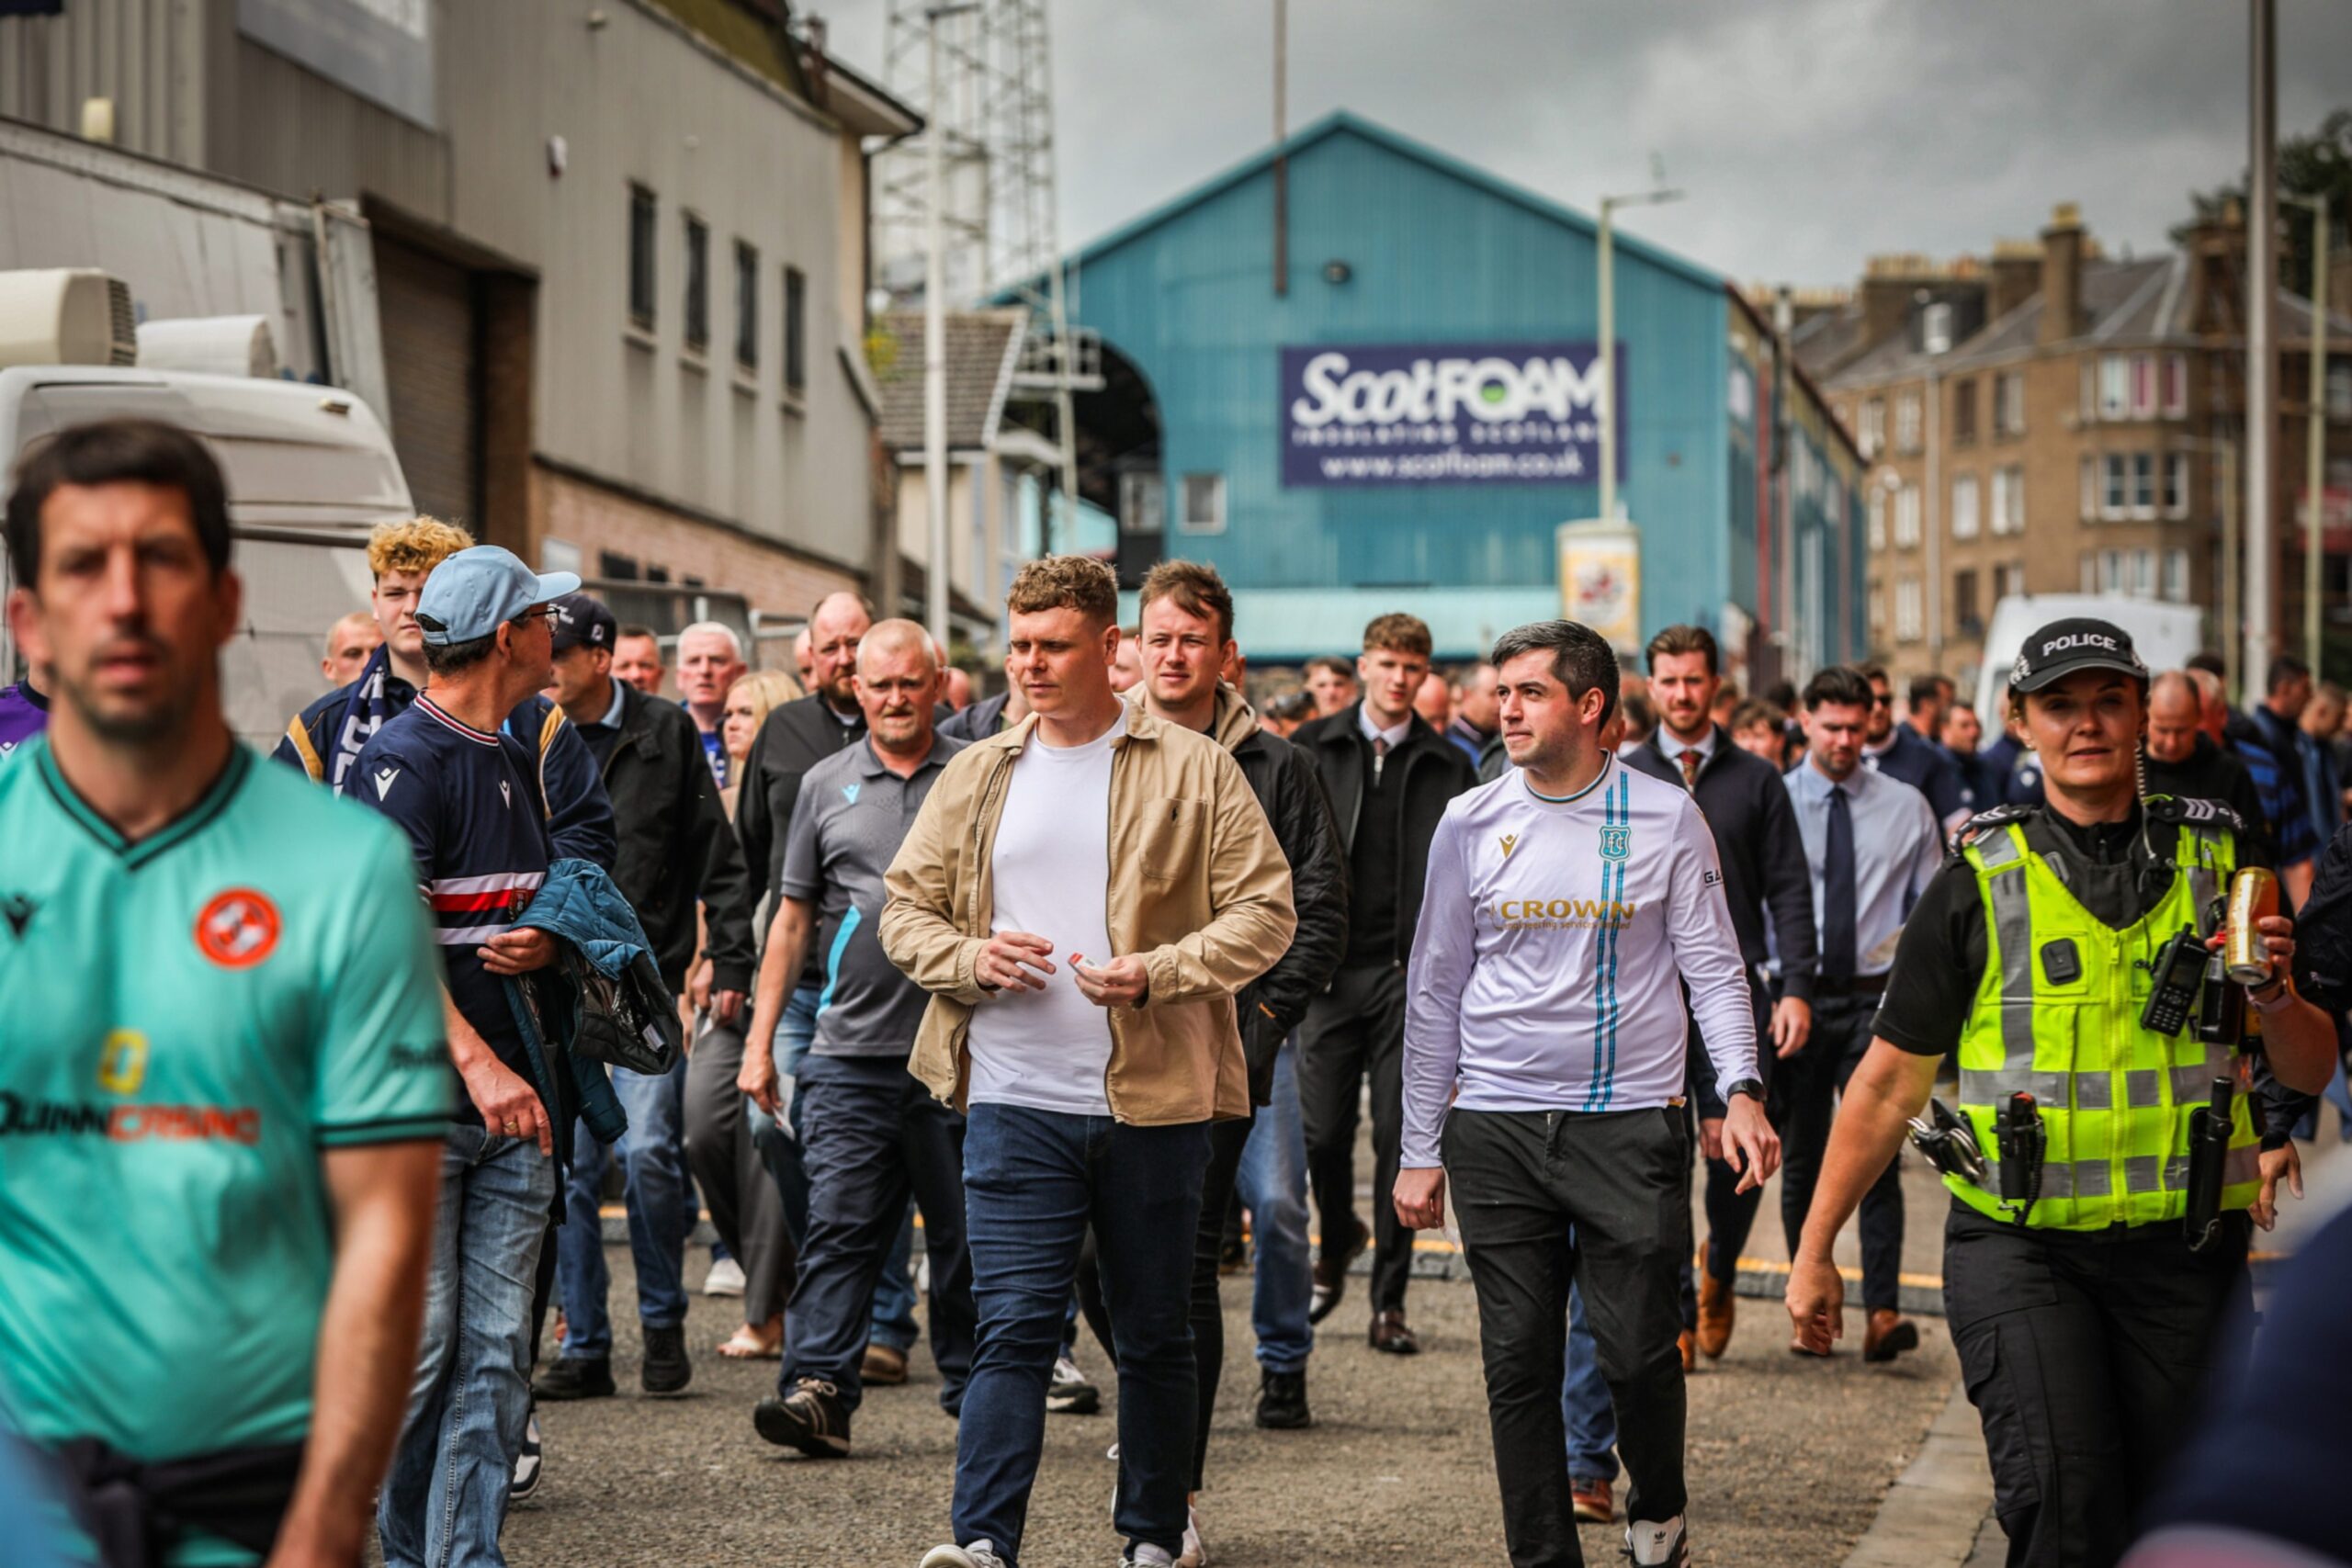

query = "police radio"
2140;924;2207;1037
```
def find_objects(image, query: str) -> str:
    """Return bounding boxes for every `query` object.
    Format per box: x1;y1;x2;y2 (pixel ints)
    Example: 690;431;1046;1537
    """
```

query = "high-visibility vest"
1950;818;2262;1230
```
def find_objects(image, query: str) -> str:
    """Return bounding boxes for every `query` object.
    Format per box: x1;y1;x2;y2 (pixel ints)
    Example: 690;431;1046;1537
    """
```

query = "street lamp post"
1596;185;1681;525
2285;191;2332;676
923;3;979;653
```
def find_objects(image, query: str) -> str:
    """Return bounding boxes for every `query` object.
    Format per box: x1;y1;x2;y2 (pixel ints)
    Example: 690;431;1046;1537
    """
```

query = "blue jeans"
379;1128;555;1568
1233;1038;1314;1374
955;1104;1212;1566
554;1054;690;1359
780;1055;975;1413
1563;1278;1621;1483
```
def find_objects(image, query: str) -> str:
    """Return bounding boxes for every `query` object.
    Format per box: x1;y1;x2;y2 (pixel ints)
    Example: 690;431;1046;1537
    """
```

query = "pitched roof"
1018;109;1721;299
871;310;1027;452
1817;250;2352;390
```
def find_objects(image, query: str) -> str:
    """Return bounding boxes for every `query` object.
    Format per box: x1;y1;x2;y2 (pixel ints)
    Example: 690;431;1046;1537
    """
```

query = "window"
2081;456;2098;520
1894;578;1924;643
2132;547;2154;596
783;265;807;394
2164;353;2188;418
1996;370;2026;437
1179;473;1227;534
1868;487;1887;549
1859;398;1885;458
628;185;657;329
1992;465;2025;536
2103;454;2128;518
2131;452;2155;516
1955;568;1980;629
2101;549;2122;593
2329;360;2352;419
733;242;759;371
598;549;639;581
2163;548;2190;604
2099;355;2131;420
1996;561;2026;601
683;214;709;354
1894;483;1922;547
2165;452;2188;517
1952;378;1978;446
2081;552;2096;593
1894;392;1922;454
2080;360;2097;422
1951;472;1980;539
1868;583;1886;639
2132;353;2157;418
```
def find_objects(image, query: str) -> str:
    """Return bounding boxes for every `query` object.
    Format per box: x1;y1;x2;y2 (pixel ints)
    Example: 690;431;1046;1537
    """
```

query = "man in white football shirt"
1396;618;1779;1568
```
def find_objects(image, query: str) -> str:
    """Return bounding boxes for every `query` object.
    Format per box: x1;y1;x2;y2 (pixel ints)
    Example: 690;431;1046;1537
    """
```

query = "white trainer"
918;1543;1006;1568
1625;1515;1691;1567
704;1257;747;1297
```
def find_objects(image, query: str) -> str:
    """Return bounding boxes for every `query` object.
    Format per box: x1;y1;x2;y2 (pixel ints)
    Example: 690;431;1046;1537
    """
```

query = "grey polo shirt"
780;732;966;1057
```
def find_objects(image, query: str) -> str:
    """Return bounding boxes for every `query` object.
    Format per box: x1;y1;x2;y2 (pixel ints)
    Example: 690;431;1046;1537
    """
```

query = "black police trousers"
1944;1202;2252;1568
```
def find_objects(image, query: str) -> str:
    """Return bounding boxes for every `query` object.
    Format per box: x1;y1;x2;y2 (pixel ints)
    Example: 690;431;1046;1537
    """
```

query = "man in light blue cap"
353;546;593;1568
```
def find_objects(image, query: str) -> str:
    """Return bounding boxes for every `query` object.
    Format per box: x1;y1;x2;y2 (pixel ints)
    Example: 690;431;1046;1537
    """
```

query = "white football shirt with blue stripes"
1401;754;1760;1168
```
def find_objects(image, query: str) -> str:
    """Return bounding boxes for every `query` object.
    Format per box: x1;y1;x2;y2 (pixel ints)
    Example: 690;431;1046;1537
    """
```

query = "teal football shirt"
0;738;448;1557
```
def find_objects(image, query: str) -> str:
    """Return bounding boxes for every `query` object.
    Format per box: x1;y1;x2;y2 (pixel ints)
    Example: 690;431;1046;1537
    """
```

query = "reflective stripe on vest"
1951;819;2261;1231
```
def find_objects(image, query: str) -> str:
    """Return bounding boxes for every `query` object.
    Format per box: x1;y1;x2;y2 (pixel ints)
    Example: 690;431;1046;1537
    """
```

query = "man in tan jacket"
882;556;1295;1568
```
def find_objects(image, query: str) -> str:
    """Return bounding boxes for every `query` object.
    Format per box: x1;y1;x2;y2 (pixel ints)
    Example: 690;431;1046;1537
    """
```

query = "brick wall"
532;462;863;624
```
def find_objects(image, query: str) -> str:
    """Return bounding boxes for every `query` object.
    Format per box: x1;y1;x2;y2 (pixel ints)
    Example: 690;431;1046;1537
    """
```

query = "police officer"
1782;618;2335;1568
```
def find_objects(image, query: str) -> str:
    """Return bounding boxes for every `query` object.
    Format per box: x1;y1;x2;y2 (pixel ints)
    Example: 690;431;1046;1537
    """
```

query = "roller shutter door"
376;235;480;530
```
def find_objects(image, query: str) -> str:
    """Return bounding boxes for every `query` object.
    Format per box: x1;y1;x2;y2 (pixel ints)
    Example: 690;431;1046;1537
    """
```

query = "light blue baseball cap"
413;547;582;646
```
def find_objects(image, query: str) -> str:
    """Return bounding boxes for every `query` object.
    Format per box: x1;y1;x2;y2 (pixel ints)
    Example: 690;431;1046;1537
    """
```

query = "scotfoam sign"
1280;342;1621;488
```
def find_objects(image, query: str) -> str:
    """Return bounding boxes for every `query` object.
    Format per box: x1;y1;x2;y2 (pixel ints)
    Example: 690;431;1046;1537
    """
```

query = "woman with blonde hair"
687;662;803;1359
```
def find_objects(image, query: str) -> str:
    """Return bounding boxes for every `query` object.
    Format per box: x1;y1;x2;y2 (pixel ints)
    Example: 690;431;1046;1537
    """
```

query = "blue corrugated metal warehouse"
1040;110;1864;677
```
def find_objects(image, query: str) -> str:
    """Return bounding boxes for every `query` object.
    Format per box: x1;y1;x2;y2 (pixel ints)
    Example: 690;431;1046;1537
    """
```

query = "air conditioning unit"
137;315;279;379
0;269;137;370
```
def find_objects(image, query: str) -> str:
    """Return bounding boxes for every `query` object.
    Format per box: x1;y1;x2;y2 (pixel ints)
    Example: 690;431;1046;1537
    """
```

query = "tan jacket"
879;704;1297;1124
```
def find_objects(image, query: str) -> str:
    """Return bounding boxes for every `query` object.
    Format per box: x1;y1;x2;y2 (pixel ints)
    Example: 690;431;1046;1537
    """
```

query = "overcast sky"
811;0;2352;288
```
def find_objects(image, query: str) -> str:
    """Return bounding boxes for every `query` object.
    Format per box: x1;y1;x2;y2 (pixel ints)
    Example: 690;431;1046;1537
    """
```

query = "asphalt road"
504;1243;1958;1567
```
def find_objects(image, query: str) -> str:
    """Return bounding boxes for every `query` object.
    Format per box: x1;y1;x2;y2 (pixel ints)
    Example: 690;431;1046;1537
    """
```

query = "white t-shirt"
966;709;1123;1115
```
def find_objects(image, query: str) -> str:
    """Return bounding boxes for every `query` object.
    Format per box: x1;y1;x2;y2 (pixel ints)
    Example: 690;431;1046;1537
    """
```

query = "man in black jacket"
536;592;761;1400
1292;612;1476;1354
1626;625;1818;1362
1133;565;1348;1506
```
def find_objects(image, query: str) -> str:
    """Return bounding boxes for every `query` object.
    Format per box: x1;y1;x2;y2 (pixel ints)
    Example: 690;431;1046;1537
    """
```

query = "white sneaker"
919;1544;1006;1568
1625;1516;1690;1567
705;1257;748;1297
1178;1503;1206;1567
509;1401;543;1501
1048;1352;1101;1415
1124;1546;1176;1568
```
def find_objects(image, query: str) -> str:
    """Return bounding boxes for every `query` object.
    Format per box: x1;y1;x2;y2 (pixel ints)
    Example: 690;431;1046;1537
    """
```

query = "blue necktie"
1822;783;1858;988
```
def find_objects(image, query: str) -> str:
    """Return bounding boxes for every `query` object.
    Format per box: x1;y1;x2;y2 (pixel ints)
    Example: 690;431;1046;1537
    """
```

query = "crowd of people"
6;414;2352;1568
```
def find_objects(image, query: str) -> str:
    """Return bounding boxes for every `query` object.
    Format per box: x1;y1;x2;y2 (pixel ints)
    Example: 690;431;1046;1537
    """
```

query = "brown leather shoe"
1862;1309;1919;1364
1695;1272;1735;1359
1678;1327;1696;1373
861;1343;909;1386
1368;1309;1420;1355
1570;1475;1614;1524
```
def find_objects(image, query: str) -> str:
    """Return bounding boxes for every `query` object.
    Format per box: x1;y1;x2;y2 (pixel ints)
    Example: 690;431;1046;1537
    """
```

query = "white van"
0;365;413;749
1973;592;2208;719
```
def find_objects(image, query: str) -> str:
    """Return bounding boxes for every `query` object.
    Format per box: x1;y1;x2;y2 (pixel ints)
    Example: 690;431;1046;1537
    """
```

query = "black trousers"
1074;1112;1256;1493
1700;986;1780;1286
1777;991;1905;1312
1945;1204;2251;1568
1297;963;1412;1314
682;1019;794;1325
1448;1107;1690;1568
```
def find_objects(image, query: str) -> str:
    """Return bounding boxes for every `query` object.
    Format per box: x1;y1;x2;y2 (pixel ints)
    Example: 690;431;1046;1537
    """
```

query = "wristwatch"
1720;1077;1765;1104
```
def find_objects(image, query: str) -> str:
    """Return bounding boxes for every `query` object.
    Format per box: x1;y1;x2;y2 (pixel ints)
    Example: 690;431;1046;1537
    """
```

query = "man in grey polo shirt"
740;619;978;1456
